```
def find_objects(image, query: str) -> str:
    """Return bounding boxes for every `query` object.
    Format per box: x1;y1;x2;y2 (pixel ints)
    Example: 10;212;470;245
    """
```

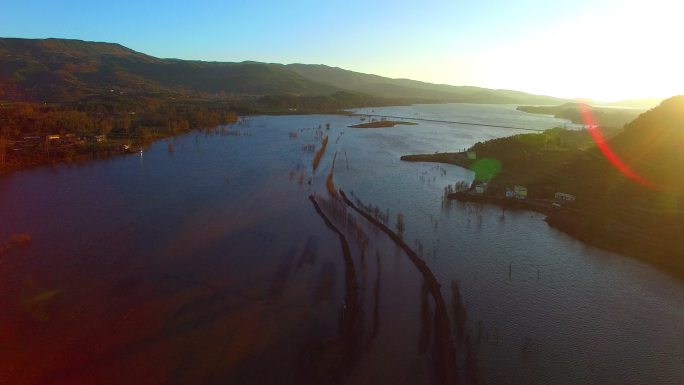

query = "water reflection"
300;196;362;384
1;105;683;385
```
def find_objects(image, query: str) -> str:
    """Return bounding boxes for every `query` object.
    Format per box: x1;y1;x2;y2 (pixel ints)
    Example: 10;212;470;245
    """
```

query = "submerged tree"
396;213;405;234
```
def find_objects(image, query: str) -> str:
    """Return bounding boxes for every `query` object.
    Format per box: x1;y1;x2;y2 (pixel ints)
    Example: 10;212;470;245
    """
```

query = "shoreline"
339;189;458;385
402;154;684;281
0;144;144;177
0;132;181;178
0;106;395;178
447;190;557;215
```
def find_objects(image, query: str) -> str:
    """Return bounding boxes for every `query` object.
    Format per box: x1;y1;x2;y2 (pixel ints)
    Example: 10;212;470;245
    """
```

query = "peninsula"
402;97;684;277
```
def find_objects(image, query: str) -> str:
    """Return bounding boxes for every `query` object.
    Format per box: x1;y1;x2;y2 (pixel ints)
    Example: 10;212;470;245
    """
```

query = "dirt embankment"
312;136;329;171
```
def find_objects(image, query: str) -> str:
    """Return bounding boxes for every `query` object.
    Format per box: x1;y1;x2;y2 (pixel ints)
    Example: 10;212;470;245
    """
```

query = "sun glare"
434;0;684;101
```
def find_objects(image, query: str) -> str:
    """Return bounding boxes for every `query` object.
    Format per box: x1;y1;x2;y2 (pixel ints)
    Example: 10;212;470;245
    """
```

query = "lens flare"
578;104;657;189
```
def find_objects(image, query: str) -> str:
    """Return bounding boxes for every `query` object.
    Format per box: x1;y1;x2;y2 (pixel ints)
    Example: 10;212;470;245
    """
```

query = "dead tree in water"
304;196;362;383
338;190;457;385
396;213;405;234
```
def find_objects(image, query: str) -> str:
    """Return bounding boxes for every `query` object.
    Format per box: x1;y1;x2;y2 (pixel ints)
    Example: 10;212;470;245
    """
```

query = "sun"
437;0;684;101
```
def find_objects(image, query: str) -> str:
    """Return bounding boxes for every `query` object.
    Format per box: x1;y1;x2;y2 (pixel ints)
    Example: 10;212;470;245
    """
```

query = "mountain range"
0;37;608;106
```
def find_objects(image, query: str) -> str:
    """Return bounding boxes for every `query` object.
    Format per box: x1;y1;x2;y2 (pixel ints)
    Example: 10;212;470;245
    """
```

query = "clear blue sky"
2;0;682;100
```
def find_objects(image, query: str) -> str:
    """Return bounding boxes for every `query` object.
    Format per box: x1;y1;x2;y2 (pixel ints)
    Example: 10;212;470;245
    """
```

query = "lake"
1;103;682;385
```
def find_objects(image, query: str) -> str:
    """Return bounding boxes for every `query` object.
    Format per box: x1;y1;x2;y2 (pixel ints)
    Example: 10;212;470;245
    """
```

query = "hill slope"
610;95;684;192
0;38;339;101
0;37;567;105
286;63;568;104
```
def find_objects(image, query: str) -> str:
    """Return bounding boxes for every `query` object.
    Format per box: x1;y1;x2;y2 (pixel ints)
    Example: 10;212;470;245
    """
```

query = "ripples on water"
0;104;682;385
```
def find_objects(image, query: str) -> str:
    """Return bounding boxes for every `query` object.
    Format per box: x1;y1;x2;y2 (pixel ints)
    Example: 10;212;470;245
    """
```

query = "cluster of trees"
0;100;238;139
0;103;112;137
0;99;239;171
253;91;409;113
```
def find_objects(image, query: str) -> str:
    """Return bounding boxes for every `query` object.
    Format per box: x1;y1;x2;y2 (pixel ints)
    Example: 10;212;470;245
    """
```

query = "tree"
99;119;113;135
118;113;132;133
396;213;405;234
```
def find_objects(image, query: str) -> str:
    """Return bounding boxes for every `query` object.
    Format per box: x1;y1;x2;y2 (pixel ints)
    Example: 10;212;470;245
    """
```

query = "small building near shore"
474;181;488;194
466;151;477;160
555;192;576;201
513;185;528;200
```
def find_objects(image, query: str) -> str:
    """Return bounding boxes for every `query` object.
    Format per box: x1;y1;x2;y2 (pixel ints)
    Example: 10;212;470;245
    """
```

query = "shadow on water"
419;280;434;354
339;189;458;385
451;281;481;385
299;195;362;385
370;251;381;340
268;246;299;299
296;235;319;271
302;195;388;385
313;262;337;304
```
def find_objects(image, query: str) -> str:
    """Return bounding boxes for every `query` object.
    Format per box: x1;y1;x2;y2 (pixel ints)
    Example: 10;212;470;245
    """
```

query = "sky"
2;0;682;101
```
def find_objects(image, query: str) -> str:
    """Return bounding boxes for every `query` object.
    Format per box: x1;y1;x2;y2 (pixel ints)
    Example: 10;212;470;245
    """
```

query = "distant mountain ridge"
517;102;644;128
0;37;569;105
576;98;664;109
284;63;567;105
0;38;339;101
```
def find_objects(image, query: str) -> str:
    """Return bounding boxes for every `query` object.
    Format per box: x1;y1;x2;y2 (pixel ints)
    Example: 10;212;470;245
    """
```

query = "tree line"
0;100;238;139
0;99;239;171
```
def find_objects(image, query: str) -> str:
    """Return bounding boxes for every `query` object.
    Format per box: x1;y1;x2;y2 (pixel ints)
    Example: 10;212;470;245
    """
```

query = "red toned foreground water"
1;104;682;385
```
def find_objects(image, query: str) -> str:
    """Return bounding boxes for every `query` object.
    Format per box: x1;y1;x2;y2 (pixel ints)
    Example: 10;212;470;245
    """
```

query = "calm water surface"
1;104;682;385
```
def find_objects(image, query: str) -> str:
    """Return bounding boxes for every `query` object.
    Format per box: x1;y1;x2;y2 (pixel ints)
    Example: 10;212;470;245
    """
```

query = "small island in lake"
349;121;418;128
